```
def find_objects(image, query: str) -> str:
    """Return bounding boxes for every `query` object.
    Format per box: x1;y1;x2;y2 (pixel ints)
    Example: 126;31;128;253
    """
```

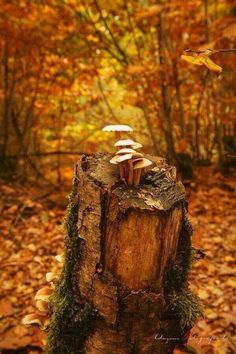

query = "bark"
46;153;201;354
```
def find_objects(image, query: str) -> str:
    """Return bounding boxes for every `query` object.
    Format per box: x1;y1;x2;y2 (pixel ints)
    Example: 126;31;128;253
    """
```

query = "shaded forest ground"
0;166;235;354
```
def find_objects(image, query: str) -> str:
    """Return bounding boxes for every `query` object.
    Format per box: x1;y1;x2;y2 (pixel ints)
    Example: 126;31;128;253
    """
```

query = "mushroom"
132;142;142;149
133;158;153;185
102;125;133;139
55;254;64;263
46;271;59;283
35;299;49;312
127;153;144;184
114;139;143;150
110;150;145;184
22;313;49;330
34;286;53;302
127;158;134;184
114;139;136;148
115;148;137;155
110;153;133;182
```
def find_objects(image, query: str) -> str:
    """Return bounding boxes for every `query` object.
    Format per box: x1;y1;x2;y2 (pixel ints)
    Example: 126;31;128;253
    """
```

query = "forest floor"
0;166;235;354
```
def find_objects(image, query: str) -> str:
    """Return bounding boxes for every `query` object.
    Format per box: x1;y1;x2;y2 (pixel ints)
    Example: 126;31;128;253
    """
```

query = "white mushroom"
133;158;153;185
114;139;136;148
55;254;64;263
110;153;132;180
102;125;133;139
115;148;137;155
22;313;49;330
132;142;142;149
116;153;136;185
35;299;49;312
114;139;143;150
34;286;53;302
46;271;59;283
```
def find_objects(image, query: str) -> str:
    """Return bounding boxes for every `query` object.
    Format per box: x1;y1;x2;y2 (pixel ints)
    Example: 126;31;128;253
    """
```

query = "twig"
185;48;236;54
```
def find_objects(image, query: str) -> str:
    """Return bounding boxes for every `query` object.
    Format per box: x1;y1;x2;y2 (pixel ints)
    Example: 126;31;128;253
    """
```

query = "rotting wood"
46;153;201;354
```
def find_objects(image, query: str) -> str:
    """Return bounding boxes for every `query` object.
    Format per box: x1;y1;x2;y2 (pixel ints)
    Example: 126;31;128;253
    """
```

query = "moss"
45;175;98;354
168;290;202;329
163;209;203;331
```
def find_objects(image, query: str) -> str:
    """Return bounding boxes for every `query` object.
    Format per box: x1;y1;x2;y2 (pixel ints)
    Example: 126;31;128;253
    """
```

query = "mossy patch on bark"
45;174;98;354
164;210;203;331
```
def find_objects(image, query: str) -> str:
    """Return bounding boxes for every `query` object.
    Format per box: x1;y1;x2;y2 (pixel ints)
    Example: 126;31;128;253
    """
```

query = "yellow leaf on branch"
200;57;222;73
181;54;222;73
181;55;204;66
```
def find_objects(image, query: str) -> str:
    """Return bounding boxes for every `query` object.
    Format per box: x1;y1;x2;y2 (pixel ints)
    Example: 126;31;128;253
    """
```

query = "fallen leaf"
226;279;236;288
197;289;209;300
0;299;13;318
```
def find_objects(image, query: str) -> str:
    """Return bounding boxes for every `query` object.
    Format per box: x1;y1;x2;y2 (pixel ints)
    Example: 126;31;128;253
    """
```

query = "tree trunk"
46;153;201;354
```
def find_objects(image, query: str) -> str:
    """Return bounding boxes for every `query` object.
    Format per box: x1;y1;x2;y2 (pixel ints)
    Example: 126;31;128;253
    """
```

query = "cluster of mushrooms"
103;124;152;185
22;254;63;331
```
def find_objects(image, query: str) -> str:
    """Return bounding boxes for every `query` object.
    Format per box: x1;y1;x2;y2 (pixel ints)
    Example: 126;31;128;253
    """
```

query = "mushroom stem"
115;131;121;140
124;163;128;181
128;160;134;184
134;169;142;185
119;164;124;179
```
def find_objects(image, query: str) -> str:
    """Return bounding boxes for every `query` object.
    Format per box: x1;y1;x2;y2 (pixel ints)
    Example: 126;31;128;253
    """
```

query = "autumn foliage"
0;1;236;353
0;0;235;182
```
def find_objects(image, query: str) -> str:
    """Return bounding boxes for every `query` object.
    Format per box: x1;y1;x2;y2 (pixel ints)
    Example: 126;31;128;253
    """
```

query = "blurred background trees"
0;0;235;183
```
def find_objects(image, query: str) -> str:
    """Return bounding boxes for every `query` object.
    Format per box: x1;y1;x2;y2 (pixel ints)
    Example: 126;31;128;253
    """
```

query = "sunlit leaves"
135;5;163;21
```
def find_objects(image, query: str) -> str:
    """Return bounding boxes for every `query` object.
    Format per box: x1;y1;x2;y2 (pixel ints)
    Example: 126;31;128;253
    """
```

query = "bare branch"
185;48;236;54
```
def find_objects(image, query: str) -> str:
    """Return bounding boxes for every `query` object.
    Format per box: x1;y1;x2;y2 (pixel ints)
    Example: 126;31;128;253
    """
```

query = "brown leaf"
0;299;13;318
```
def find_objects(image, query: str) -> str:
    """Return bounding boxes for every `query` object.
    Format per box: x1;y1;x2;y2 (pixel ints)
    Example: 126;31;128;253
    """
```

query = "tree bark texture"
46;153;200;354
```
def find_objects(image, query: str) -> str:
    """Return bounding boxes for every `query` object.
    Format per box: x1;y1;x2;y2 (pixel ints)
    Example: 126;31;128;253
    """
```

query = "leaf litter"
0;167;235;354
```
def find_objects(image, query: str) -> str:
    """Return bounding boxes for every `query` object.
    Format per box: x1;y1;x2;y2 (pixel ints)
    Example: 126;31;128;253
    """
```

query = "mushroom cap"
110;155;120;164
132;142;143;149
34;286;53;302
131;152;143;158
22;313;43;327
35;300;49;312
114;139;143;149
115;148;143;158
110;153;132;164
55;254;64;263
116;153;133;163
133;158;153;170
46;272;59;283
116;148;136;155
114;139;136;147
22;313;48;329
102;125;133;132
132;157;143;164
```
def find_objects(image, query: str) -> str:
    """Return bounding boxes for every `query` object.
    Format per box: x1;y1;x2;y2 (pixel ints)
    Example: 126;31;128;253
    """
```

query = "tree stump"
46;153;201;354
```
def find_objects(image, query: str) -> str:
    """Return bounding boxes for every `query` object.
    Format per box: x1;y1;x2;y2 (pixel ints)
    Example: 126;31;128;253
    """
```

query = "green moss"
167;290;202;329
45;176;98;354
163;210;203;330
